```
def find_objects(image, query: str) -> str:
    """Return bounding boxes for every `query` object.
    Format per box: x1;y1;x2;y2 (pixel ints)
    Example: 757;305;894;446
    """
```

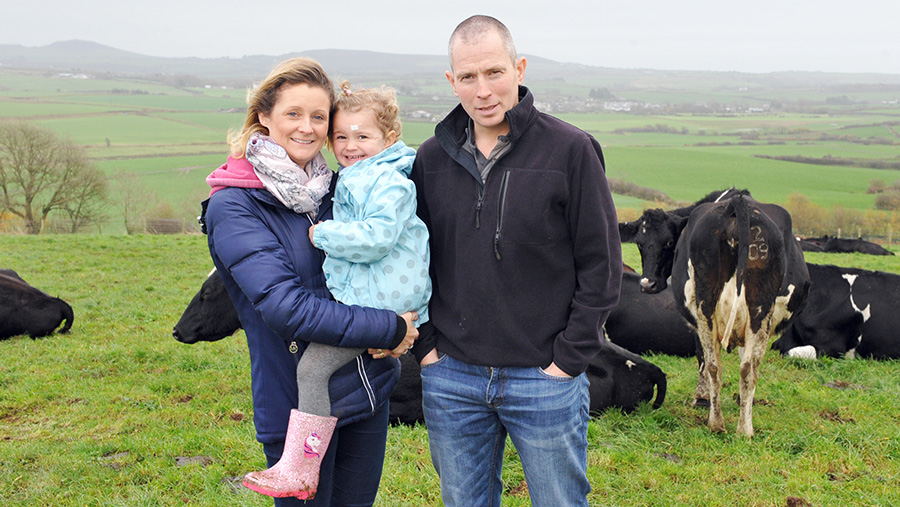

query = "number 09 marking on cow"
748;225;768;261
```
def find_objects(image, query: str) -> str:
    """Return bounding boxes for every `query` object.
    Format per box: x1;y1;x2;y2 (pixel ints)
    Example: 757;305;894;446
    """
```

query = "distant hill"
4;40;900;93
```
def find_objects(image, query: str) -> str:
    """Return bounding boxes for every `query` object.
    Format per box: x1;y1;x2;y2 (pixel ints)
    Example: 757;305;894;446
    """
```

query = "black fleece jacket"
410;86;622;376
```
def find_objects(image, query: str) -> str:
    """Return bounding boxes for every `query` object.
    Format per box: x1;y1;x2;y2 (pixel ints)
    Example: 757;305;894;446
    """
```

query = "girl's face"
258;83;331;167
331;108;396;168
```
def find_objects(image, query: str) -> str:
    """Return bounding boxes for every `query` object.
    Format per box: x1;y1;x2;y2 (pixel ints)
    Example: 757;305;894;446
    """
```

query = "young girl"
240;81;431;500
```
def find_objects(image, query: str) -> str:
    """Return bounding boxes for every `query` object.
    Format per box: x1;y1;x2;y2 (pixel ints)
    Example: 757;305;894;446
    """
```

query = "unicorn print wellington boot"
242;409;338;500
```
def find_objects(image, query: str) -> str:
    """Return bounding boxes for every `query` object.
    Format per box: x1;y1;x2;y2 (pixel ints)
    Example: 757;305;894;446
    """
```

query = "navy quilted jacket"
205;180;401;444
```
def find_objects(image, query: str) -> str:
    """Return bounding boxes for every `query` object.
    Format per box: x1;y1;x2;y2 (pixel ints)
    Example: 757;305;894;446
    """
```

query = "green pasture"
2;235;900;506
606;146;879;209
55;93;245;112
0;100;117;118
35;114;225;146
0;72;176;95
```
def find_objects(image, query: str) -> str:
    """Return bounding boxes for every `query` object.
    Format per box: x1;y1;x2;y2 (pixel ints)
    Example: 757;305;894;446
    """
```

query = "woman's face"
258;83;331;167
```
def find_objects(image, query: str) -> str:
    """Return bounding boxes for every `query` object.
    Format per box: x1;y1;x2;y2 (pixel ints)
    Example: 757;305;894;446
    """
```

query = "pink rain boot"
242;409;338;499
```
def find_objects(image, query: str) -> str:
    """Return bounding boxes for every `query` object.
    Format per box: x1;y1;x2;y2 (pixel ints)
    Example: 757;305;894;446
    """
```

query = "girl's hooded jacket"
312;141;432;323
204;156;404;444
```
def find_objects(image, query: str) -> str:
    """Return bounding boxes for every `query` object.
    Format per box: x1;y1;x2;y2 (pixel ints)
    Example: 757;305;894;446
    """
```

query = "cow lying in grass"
0;269;74;340
772;263;900;360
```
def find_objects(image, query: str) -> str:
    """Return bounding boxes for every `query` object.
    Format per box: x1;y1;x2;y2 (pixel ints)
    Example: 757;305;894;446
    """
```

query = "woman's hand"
369;311;418;359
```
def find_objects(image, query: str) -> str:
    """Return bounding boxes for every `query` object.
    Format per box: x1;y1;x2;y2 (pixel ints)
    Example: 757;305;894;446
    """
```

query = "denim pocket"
537;367;576;382
419;351;447;371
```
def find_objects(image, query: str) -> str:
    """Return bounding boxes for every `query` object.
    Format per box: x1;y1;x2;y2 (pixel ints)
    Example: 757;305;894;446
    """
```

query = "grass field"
1;235;900;506
2;67;900;234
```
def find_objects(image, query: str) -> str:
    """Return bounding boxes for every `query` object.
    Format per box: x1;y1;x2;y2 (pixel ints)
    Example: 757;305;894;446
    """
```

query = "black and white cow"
0;270;74;340
604;271;697;357
174;269;668;420
621;194;809;437
772;263;900;360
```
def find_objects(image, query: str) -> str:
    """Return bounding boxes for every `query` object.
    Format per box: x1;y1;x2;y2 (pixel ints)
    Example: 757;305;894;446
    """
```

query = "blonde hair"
328;80;401;148
227;57;336;157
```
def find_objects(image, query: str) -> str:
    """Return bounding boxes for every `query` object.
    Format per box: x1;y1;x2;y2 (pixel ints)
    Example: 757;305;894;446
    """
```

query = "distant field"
2;67;899;234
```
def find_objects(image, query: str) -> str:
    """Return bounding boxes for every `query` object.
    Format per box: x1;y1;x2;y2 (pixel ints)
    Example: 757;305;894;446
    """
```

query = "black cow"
586;340;667;414
800;235;893;255
604;271;697;357
795;237;824;252
174;270;668;421
0;270;74;340
772;263;900;360
621;194;809;437
172;268;242;344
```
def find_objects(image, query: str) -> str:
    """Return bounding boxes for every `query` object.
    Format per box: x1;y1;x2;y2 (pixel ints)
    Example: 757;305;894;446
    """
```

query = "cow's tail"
651;369;667;409
721;196;752;348
57;298;74;334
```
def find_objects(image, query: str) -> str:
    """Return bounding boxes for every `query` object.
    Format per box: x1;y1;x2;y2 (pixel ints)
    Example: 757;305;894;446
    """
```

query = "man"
410;15;622;507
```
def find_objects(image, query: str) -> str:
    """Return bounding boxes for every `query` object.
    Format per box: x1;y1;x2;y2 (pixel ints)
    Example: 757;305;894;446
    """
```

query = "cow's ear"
619;220;640;243
675;215;690;234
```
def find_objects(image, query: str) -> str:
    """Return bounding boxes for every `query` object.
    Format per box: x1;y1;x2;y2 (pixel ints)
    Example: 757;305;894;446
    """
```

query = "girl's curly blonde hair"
328;80;401;147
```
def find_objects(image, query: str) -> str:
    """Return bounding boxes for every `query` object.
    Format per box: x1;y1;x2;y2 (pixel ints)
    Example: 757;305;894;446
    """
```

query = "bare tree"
60;165;110;233
112;170;157;234
0;120;108;234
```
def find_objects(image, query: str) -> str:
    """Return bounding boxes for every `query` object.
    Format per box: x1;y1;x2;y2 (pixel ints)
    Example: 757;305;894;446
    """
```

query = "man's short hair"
448;15;517;69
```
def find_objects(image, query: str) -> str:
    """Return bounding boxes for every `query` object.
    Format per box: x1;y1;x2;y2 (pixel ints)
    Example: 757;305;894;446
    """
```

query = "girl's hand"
308;222;318;246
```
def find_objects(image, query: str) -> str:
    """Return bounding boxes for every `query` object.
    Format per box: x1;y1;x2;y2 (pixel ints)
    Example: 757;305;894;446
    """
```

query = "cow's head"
172;269;242;344
619;208;688;294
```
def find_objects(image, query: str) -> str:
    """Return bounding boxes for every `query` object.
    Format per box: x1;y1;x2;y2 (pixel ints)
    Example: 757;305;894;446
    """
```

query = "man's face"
446;30;526;139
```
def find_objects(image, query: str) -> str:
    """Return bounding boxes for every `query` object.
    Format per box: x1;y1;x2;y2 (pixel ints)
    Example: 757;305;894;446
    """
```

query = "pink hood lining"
206;156;264;196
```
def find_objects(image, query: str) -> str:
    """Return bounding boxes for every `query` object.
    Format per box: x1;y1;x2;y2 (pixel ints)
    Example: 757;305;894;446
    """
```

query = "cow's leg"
693;360;709;408
700;331;725;433
692;338;710;407
736;329;769;438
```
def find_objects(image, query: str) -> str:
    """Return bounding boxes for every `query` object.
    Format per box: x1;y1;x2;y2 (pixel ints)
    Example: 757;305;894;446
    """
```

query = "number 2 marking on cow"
748;226;768;261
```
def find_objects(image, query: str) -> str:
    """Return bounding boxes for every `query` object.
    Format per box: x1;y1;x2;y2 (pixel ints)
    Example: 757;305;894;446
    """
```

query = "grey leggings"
296;343;365;417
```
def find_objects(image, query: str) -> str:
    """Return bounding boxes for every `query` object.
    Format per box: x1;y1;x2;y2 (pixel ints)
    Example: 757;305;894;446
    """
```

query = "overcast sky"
2;0;898;75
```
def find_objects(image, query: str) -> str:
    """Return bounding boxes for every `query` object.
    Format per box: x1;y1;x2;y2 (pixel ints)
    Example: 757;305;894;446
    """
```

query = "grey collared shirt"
462;119;513;183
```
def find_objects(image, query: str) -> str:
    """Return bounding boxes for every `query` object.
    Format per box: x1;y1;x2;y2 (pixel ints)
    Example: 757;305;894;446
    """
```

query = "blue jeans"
262;401;389;507
421;353;591;507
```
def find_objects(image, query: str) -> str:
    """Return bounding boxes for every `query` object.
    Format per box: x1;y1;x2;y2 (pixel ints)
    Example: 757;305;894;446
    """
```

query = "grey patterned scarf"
246;132;333;220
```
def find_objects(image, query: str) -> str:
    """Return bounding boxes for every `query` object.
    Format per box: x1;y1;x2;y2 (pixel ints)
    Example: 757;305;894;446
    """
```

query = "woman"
202;57;417;507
